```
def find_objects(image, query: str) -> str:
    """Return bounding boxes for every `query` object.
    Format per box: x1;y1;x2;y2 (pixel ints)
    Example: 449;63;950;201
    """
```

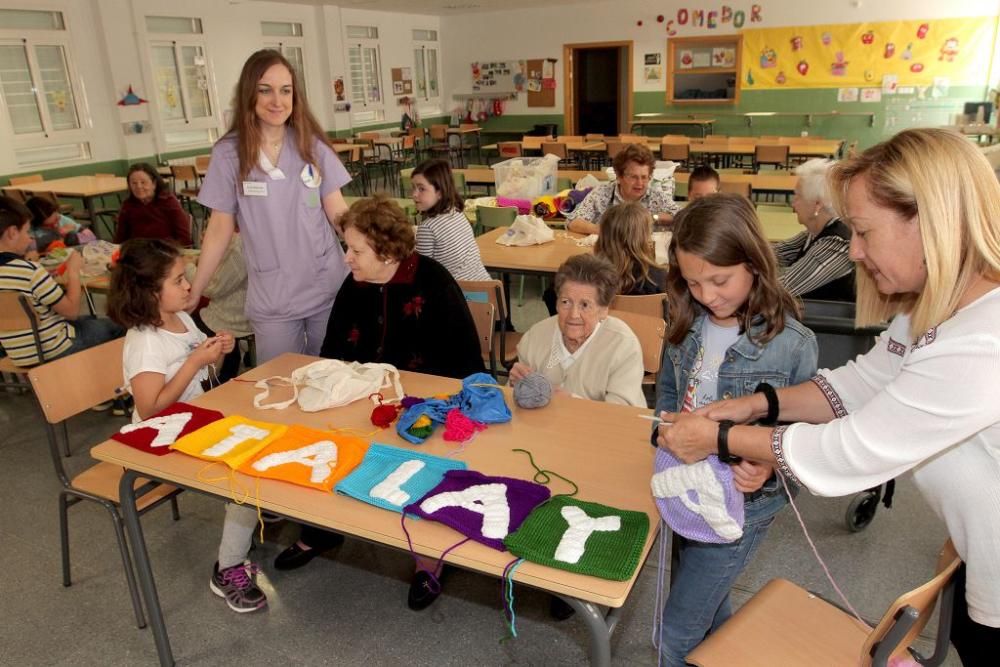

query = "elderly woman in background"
512;254;645;408
276;196;484;610
659;128;1000;665
114;162;192;246
773;158;854;301
566;143;679;235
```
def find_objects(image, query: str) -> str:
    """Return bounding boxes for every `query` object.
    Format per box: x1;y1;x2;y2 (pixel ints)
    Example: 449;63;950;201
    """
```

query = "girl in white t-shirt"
108;238;266;614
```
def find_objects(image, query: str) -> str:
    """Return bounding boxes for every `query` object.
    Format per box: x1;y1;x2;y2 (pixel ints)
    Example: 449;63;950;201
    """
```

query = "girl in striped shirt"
412;158;490;282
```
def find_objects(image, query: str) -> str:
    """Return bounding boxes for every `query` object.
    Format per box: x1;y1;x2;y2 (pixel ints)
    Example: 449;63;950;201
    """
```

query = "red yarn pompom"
657;15;664;22
371;403;402;428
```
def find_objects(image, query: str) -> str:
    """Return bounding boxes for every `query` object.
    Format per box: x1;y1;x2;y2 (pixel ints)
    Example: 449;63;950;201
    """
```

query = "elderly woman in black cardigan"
274;195;484;607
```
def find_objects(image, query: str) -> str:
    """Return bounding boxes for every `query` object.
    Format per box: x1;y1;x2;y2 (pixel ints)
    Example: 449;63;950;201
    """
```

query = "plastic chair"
27;338;183;629
459;279;523;374
686;540;961;667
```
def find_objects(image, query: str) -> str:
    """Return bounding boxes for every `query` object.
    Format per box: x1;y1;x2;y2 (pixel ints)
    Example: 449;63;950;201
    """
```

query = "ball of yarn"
370;403;402;428
514;372;552;409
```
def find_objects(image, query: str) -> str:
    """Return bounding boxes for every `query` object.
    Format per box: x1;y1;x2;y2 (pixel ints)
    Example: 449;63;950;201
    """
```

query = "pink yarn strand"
778;472;869;626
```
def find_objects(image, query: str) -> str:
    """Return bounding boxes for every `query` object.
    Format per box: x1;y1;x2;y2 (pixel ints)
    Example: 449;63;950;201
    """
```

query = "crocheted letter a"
252;441;339;484
554;506;621;564
419;483;511;539
650;460;742;541
120;412;193;448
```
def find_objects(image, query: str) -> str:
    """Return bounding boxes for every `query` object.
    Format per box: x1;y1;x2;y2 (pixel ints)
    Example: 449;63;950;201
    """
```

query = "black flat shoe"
549;595;576;621
274;543;319;571
407;569;443;611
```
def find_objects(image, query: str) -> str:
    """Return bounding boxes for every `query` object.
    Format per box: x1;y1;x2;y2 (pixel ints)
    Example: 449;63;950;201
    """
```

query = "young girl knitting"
412;158;490;282
108;238;266;614
652;193;818;666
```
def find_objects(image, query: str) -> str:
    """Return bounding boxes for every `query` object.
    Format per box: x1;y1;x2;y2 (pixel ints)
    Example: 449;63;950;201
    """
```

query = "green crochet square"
503;496;649;581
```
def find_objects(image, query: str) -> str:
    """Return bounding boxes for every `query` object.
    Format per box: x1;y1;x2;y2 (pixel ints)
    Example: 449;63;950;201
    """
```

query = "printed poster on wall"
741;16;994;90
837;87;859;102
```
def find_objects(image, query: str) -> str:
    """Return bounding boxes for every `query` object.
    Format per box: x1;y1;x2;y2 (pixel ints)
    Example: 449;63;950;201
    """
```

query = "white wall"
0;0;441;175
440;0;1000;116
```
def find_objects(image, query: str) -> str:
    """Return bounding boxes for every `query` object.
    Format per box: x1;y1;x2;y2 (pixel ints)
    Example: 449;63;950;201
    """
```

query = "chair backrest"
521;136;550;151
28;337;126;425
755;144;790;167
541;142;568;159
194;155;211;171
661;143;690;162
401;134;416;150
704;135;729;144
606;141;627;160
408;126;427;141
801;299;885;370
498;141;523;158
465;301;495;363
10;174;43;186
618;134;647;144
609;309;665;374
170;164;198;183
861;540;961;666
557;135;584;145
359;131;381;140
476;205;517;230
719;180;752;198
0;291;38;332
430;124;449;141
459;279;512;374
661;134;690;144
584;133;605;141
5;189;28;204
611;293;667;320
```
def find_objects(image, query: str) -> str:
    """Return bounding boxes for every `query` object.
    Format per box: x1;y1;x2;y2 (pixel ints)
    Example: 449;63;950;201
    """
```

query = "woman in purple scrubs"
191;49;351;363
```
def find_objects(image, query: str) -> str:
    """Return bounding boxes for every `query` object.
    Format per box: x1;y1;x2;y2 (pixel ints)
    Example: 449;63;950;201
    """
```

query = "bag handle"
253;375;298;410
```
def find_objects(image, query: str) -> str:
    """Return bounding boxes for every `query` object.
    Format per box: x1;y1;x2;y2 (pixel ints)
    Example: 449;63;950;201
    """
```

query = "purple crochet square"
406;469;551;550
652;448;744;544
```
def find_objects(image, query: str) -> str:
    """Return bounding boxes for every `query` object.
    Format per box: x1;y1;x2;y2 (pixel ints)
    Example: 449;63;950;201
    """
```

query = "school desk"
3;175;128;222
90;354;658;667
630;117;715;137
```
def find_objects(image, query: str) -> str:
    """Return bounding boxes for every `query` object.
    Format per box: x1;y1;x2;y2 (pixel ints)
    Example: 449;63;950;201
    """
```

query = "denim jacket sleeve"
651;343;681;446
789;328;820;386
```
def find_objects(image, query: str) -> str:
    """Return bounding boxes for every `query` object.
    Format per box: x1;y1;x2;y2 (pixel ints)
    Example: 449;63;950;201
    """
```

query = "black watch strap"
754;382;779;426
716;420;742;464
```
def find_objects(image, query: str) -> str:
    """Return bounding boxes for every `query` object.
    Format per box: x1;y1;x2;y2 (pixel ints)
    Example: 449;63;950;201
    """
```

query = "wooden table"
674;171;799;196
2;175;128;221
91;354;657;666
458;168;610;190
689;140;843;160
630;117;715;137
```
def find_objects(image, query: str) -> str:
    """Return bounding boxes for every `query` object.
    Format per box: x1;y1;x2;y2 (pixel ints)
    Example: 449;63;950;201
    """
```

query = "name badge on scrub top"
243;181;268;197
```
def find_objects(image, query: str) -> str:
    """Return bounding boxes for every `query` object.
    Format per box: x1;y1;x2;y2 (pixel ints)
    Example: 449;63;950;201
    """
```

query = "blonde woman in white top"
659;128;1000;664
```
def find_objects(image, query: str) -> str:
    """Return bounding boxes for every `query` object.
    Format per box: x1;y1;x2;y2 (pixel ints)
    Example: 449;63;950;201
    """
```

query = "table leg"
119;470;175;667
84;196;98;225
557;595;617;666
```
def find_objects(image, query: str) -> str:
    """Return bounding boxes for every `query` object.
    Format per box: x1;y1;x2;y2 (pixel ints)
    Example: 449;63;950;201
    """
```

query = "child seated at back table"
26;196;96;249
108;238;266;614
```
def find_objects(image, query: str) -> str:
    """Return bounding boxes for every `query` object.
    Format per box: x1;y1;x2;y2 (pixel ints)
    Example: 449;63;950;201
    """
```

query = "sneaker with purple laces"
210;561;267;613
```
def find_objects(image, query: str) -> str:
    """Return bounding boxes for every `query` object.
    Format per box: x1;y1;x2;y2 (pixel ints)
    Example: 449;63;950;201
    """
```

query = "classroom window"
347;27;384;124
262;22;306;84
144;14;219;149
0;9;90;169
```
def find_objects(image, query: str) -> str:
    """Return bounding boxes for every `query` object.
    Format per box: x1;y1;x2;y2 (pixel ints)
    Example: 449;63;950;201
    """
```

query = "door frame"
562;40;633;136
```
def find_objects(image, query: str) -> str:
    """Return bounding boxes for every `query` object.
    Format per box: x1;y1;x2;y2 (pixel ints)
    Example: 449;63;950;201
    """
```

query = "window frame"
412;34;441;116
262;21;307;90
345;25;385;125
0;9;92;167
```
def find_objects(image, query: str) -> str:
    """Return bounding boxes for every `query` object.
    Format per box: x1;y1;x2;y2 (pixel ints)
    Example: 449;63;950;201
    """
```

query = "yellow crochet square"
170;415;287;469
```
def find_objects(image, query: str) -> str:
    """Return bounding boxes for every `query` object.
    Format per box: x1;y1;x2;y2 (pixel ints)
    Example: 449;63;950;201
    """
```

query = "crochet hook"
639;414;672;426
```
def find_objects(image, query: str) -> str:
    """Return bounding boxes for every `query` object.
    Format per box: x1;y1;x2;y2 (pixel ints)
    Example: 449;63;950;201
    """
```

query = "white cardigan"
773;287;1000;627
516;315;646;408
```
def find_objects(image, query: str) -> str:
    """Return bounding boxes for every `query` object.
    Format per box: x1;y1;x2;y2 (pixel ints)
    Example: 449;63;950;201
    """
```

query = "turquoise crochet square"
335;442;467;514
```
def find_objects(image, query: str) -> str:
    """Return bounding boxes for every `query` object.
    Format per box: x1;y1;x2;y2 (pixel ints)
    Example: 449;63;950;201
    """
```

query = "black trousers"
950;563;1000;667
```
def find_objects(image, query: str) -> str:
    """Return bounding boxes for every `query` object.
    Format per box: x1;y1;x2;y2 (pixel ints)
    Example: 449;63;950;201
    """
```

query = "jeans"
659;480;790;666
56;316;125;359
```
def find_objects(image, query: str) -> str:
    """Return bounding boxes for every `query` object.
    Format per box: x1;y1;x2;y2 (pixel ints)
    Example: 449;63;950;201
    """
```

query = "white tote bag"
253;359;404;412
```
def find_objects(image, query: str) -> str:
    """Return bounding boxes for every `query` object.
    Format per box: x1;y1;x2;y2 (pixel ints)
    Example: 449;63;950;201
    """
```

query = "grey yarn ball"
514;372;552;409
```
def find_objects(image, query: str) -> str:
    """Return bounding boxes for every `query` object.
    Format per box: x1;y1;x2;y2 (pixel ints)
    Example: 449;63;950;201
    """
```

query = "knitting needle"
639;414;672;426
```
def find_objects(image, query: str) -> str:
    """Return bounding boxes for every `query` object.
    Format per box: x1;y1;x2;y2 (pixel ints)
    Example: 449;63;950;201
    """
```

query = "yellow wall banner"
742;17;996;90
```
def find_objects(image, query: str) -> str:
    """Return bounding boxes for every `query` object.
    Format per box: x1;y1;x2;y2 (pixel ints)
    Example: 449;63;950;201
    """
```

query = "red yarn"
442;408;486;442
370;403;403;428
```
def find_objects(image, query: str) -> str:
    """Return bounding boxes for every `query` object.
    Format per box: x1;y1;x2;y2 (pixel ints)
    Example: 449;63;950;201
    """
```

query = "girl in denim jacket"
652;193;817;666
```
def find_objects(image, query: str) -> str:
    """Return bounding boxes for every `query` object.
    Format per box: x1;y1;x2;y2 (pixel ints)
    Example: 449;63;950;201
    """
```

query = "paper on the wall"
860;88;882;103
837;87;859;103
881;74;898;94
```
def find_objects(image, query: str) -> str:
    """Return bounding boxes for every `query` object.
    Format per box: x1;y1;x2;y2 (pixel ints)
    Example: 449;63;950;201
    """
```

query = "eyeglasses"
556;298;599;314
621;171;651;183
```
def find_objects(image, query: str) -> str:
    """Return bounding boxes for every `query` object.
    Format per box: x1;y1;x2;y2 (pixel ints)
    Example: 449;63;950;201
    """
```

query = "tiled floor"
0;284;960;665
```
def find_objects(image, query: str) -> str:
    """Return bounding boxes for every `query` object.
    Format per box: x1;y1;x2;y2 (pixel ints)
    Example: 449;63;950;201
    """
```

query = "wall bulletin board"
391;68;413;96
471;60;525;93
526;58;558;107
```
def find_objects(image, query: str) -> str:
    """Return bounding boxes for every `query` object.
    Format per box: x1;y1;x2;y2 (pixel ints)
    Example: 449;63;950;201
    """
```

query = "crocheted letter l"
370;459;426;506
554;505;621;564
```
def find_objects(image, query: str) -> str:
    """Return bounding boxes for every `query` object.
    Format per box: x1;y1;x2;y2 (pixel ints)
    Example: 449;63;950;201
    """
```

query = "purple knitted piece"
652;447;744;544
405;469;551;550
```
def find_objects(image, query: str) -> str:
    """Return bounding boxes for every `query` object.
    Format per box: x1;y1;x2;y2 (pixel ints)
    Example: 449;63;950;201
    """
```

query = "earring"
383;259;391;265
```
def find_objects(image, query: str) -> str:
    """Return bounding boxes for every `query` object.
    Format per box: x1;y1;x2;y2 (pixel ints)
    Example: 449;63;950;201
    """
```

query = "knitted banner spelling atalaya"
504;496;649;581
237;425;369;493
113;402;224;456
170;415;287;469
405;469;551;550
336;442;467;514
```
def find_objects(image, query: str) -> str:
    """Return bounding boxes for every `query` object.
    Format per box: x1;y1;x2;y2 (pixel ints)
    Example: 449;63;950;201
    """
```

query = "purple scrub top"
198;133;351;322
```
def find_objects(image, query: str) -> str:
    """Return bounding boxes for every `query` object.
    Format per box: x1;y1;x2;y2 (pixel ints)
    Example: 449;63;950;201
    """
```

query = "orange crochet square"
238;425;370;492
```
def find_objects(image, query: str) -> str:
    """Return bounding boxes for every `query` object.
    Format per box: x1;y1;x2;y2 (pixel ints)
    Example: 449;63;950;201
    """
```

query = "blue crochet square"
335;442;467;514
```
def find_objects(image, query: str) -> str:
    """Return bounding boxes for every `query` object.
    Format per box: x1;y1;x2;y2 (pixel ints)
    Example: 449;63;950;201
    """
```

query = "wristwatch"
716;420;742;464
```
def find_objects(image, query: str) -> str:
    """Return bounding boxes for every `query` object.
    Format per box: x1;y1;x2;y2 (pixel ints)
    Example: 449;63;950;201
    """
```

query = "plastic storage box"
492;157;558;201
